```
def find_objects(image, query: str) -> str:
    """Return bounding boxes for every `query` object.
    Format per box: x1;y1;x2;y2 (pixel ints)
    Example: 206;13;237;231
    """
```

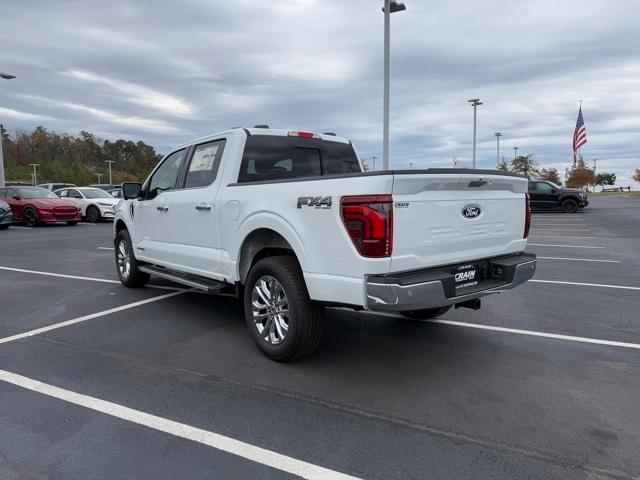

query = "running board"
139;265;228;293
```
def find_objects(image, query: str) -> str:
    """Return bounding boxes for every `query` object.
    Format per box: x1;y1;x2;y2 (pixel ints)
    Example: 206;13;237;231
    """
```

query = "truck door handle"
156;205;169;212
195;204;212;211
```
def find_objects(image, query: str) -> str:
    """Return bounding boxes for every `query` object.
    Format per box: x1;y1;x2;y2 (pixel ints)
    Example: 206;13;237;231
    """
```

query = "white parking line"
98;247;114;251
0;370;360;480
528;228;593;234
530;279;640;291
530;235;599;239
537;256;620;263
527;243;606;249
425;320;640;350
0;266;182;292
360;312;640;350
533;223;587;227
8;226;30;230
0;290;187;345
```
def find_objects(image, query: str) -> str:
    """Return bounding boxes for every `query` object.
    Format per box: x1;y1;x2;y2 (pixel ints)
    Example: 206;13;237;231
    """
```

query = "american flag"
572;106;587;166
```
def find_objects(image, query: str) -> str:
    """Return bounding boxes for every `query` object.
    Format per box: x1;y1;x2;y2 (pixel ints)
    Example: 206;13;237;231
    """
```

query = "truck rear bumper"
365;253;536;311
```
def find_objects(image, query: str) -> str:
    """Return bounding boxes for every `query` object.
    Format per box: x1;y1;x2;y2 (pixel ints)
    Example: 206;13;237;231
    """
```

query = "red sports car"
0;186;82;227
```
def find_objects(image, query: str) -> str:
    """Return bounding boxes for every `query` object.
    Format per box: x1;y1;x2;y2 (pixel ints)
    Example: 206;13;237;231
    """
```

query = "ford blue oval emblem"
462;204;481;219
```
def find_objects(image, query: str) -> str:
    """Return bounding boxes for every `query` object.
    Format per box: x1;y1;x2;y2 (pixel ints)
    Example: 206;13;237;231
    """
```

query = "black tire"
86;206;101;223
0;224;9;230
66;221;79;226
561;198;578;213
23;208;38;227
244;255;324;362
115;229;150;288
400;305;452;320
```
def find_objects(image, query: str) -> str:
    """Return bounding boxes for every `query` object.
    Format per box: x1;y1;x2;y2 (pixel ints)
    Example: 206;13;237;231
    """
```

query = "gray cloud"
1;0;639;185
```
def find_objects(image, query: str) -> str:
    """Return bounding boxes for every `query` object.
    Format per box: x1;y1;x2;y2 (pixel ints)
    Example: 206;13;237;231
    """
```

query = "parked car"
0;199;12;230
0;186;81;226
38;182;77;191
5;181;32;187
114;127;536;361
528;180;589;213
89;184;116;191
107;186;123;199
55;186;120;222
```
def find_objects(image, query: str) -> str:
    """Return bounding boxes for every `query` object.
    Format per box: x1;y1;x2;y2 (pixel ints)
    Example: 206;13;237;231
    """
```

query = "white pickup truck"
114;127;536;361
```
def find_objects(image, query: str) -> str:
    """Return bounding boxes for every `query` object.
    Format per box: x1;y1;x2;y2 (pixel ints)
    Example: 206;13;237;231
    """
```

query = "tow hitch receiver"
455;299;482;310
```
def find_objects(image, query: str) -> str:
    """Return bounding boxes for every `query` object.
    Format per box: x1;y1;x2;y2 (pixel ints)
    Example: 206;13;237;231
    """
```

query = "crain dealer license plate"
454;264;479;290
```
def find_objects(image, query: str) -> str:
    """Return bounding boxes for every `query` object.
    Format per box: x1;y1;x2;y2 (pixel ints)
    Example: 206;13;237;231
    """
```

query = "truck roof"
175;128;350;150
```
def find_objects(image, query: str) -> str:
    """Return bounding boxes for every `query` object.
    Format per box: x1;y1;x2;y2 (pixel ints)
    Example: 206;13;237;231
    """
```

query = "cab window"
183;139;226;189
67;189;83;199
536;182;554;192
147;149;186;199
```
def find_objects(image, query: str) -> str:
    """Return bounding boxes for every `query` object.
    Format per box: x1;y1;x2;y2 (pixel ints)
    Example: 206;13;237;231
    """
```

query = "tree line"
0;125;163;185
497;154;627;189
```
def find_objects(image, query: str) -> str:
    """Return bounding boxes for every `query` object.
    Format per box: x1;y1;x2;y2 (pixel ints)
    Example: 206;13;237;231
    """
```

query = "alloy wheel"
251;275;290;345
117;239;131;279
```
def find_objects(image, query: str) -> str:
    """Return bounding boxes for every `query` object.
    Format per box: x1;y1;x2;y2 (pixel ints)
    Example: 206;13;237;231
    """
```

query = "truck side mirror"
122;182;143;200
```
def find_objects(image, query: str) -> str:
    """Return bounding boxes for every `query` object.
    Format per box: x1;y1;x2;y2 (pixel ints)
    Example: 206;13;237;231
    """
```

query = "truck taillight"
341;195;393;258
524;192;532;238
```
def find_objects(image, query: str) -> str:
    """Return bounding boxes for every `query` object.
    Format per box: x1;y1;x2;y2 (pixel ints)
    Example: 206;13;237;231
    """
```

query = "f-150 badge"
297;196;332;209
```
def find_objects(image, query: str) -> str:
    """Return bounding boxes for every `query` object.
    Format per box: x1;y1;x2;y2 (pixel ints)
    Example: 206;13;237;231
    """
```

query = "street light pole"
382;0;406;171
513;146;519;159
468;99;482;169
372;155;377;171
28;163;39;186
104;160;116;185
0;72;16;187
494;132;502;168
95;173;103;184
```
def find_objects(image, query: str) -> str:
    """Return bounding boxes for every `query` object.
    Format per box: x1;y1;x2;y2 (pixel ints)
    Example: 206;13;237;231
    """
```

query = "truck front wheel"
244;256;324;361
400;305;452;320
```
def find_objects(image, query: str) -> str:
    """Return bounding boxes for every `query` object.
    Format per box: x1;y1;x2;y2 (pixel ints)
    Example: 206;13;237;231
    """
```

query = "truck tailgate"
390;172;528;273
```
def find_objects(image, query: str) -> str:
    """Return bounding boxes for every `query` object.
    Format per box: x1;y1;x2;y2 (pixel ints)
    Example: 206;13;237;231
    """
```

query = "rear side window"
184;139;226;189
237;135;360;183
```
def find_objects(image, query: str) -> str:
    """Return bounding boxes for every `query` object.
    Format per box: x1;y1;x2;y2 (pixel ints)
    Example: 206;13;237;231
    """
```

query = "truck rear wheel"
400;305;451;320
244;256;324;361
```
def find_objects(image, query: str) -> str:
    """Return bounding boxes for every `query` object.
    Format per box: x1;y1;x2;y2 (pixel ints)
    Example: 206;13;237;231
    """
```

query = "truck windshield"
238;135;361;183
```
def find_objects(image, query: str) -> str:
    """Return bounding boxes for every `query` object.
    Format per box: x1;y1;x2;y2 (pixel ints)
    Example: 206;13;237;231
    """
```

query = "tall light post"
513;146;519;159
494;132;502;167
382;0;406;171
95;173;103;184
28;163;39;186
468;98;482;169
372;155;377;171
104;160;116;185
0;72;16;187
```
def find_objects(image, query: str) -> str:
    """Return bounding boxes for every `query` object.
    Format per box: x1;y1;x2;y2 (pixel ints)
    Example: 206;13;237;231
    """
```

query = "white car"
113;127;536;360
55;187;120;222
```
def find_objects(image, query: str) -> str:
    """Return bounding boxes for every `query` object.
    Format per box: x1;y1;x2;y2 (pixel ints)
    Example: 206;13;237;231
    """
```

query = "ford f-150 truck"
114;127;536;361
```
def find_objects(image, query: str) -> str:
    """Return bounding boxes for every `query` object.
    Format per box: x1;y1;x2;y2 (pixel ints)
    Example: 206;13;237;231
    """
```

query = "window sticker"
189;145;219;172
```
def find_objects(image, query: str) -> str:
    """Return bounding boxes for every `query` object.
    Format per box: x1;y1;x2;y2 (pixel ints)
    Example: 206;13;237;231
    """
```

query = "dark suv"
528;181;589;213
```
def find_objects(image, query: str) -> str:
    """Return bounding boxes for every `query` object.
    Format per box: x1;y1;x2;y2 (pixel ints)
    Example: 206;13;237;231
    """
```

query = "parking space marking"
530;235;599;239
98;247;114;251
530;279;640;291
7;226;30;230
527;243;606;249
0;266;183;292
361;312;640;350
537;256;620;263
0;370;361;480
531;228;592;232
0;290;187;346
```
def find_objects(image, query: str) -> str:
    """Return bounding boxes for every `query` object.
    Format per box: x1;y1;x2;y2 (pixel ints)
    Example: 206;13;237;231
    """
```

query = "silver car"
0;199;12;230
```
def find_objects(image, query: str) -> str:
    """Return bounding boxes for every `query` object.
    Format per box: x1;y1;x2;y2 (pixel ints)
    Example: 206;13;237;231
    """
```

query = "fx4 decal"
297;196;332;209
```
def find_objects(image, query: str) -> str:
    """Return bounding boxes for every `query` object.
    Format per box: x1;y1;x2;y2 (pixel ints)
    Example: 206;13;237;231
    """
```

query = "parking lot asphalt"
0;194;639;479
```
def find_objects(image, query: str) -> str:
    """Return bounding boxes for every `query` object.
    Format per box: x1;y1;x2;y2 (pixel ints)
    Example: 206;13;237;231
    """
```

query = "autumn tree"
633;169;640;183
510;154;539;179
566;159;596;189
539;168;562;185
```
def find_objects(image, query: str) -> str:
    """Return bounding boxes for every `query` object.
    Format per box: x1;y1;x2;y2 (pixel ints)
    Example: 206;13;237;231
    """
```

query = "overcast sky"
1;0;639;184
